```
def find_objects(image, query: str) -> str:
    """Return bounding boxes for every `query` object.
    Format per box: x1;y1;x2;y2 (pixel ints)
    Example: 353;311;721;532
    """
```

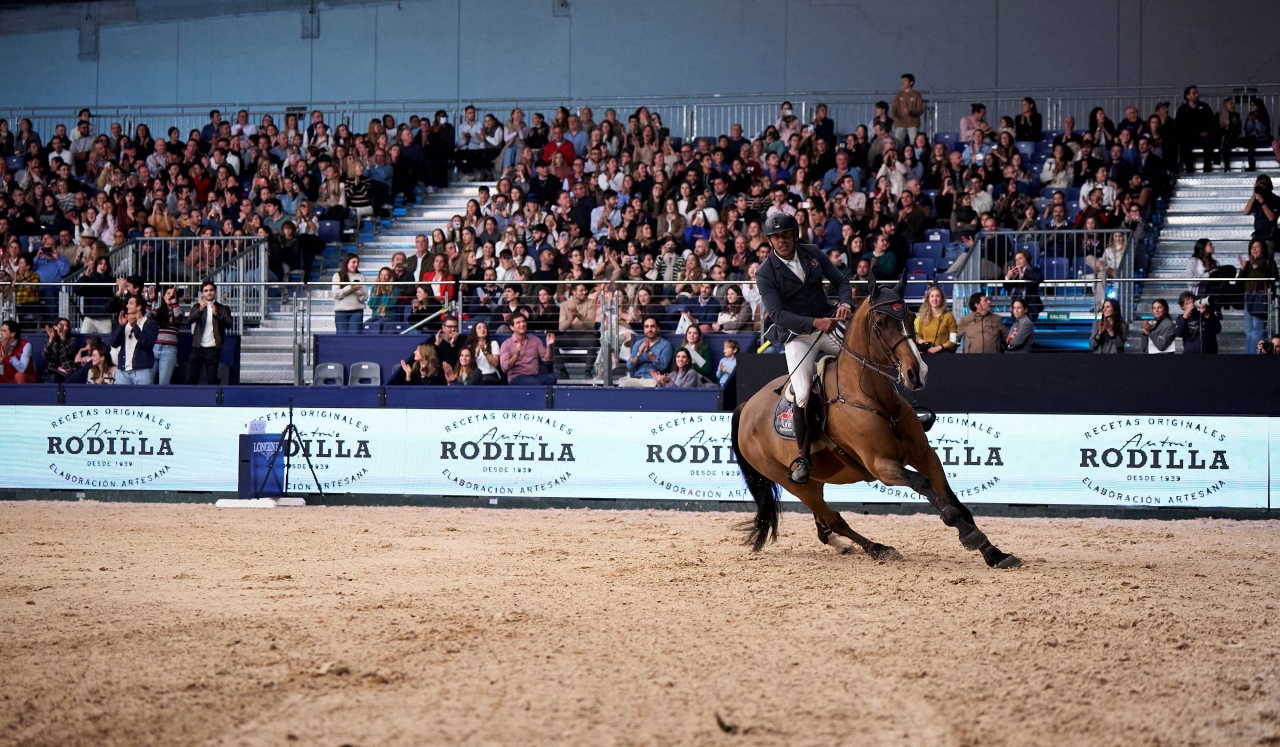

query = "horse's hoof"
957;522;988;552
869;543;903;561
981;544;1020;569
996;554;1023;569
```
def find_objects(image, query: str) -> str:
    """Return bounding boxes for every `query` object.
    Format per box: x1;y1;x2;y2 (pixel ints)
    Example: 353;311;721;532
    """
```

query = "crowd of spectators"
1;78;1278;386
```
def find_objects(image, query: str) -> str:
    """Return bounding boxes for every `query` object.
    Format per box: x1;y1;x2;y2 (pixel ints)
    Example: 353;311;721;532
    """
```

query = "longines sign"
1;407;1273;508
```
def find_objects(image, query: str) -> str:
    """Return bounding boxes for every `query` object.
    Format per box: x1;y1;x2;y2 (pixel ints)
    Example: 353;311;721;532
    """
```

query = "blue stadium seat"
911;242;943;261
934;132;960;152
904;272;929;301
1062;187;1081;204
1045;257;1069;280
1014;241;1040;266
1036;140;1056;157
921;189;940;206
1042;130;1063;142
936;271;957;298
318;220;341;245
1016;141;1037;159
360;320;383;334
907;258;935;278
925;228;950;245
5;156;22;172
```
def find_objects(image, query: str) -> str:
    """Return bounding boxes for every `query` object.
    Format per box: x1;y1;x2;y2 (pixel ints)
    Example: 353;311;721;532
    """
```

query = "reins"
824;298;910;431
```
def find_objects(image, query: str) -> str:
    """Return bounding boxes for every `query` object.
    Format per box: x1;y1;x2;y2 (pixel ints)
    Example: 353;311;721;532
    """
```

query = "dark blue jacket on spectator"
1173;307;1221;354
679;295;722;326
110;317;160;370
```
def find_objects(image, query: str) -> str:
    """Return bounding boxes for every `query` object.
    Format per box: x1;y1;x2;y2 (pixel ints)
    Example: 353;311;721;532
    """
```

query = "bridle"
824;294;915;431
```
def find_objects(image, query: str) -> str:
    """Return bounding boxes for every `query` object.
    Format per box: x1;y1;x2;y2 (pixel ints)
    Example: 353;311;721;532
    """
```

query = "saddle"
772;355;835;441
772;353;937;438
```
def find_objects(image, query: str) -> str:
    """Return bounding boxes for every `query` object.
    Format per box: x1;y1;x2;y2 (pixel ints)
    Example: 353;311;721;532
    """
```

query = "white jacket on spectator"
331;272;369;312
1078;180;1115;210
1040;160;1072;189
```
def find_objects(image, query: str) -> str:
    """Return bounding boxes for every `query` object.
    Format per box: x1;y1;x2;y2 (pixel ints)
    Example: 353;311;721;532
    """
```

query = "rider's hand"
833;304;851;321
812;318;835;333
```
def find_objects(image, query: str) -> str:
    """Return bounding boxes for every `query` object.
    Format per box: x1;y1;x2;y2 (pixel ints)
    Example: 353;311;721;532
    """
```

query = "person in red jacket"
0;319;35;383
541;125;575;166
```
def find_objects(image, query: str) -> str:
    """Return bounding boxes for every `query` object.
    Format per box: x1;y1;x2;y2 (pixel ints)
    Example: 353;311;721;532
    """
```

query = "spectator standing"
78;256;115;334
331;253;368;334
0;319;35;383
1174;291;1221;354
1177;86;1218;173
1015;98;1043;142
959;103;992;143
957;292;1005;353
111;294;158;385
914;285;957;353
1005;298;1035;353
1244;174;1279;245
152;286;184;384
1239;239;1278;353
499;314;556;385
1089;299;1128;353
186;281;232;385
1141;299;1177;353
1004;249;1044;320
41;317;77;382
890;74;924;145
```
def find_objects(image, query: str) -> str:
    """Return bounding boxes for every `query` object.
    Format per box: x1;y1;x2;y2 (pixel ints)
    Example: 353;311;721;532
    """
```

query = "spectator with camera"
1244;175;1279;246
1174;291;1221;354
1004;249;1044;320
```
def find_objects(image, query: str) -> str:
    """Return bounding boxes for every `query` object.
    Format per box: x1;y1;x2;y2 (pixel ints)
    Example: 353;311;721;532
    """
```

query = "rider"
756;211;854;485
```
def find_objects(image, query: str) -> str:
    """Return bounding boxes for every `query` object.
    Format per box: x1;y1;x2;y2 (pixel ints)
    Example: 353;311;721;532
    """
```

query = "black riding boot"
788;402;811;485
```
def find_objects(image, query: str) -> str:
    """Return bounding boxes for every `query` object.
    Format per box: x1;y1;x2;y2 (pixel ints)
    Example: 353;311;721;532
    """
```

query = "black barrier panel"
386;386;545;410
554;386;721;411
736;351;1280;416
220;386;382;409
30;334;240;385
62;384;221;407
0;384;61;405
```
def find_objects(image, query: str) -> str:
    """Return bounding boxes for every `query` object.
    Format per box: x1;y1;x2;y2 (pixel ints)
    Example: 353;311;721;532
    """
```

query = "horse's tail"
732;403;780;552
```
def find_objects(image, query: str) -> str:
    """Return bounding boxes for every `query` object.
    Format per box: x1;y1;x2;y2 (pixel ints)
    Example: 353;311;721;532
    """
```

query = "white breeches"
784;331;842;408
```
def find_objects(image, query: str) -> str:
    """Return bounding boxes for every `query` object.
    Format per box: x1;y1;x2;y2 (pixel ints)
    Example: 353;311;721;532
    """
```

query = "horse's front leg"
871;454;1020;569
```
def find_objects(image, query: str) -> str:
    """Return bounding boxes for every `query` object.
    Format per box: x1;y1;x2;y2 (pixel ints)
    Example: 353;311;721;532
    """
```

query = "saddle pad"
773;396;797;441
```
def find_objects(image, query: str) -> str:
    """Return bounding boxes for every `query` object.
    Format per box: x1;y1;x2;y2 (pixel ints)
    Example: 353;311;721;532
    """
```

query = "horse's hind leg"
790;483;902;561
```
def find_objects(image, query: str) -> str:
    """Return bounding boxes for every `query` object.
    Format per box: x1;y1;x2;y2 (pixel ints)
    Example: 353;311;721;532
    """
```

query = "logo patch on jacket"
810;258;819;266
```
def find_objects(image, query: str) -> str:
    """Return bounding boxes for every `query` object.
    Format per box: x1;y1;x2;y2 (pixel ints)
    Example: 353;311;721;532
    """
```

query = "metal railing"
5;82;1279;152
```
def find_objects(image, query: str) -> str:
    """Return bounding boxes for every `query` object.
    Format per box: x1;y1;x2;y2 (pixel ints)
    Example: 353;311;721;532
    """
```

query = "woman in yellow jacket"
914;284;958;353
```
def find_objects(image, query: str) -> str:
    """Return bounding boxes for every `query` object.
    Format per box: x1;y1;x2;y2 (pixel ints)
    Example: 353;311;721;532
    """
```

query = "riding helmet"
763;211;799;236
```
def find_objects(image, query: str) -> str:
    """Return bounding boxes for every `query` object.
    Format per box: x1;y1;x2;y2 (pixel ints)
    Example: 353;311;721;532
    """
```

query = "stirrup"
787;455;811;485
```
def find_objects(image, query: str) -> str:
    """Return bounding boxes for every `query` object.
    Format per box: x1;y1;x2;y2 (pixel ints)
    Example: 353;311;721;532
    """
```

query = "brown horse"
732;274;1021;569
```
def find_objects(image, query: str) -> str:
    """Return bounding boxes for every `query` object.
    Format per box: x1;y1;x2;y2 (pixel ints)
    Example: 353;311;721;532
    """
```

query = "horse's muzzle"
905;367;925;391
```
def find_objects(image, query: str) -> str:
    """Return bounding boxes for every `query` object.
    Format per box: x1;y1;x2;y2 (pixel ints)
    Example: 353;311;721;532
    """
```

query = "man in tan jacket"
957;292;1007;353
558;282;598;331
891;73;924;145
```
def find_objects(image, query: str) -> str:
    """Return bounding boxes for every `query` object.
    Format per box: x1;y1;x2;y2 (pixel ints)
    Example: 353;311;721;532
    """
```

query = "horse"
731;273;1021;569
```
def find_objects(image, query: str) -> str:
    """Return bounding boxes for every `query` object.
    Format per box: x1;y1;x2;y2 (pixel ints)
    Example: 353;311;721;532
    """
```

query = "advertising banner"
1;406;1272;509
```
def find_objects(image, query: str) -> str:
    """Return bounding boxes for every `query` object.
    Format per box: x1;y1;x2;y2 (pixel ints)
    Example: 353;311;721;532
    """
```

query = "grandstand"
2;84;1278;386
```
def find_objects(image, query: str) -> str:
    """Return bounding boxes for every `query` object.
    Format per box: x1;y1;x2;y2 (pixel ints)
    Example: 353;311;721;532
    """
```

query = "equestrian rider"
756;211;854;484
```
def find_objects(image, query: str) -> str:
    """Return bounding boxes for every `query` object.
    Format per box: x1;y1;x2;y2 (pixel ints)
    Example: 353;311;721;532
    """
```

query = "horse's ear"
866;276;878;298
893;272;907;298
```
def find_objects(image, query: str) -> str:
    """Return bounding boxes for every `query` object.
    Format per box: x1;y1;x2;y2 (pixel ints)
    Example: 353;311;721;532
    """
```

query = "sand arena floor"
0;501;1278;746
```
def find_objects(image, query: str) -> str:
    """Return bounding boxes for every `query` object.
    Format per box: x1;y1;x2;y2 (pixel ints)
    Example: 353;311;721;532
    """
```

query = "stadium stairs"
239;183;489;384
1138;149;1279;353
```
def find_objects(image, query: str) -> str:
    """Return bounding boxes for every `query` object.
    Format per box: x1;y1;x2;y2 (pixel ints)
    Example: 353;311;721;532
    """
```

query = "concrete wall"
0;0;1276;107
